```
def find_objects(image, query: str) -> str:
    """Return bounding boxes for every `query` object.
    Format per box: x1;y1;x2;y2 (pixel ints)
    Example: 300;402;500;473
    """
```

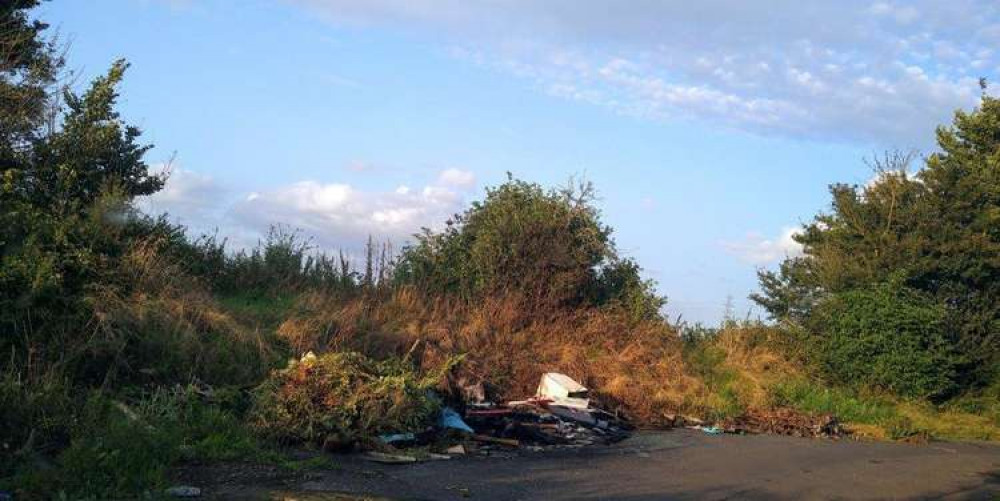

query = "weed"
251;351;458;448
769;380;898;425
1;387;264;500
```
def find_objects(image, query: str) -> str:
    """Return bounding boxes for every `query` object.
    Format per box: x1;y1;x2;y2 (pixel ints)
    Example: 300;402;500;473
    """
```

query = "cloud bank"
293;0;998;146
723;227;804;265
138;167;477;251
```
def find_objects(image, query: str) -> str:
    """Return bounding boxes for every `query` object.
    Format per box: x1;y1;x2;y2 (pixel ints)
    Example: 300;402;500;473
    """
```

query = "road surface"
175;429;1000;500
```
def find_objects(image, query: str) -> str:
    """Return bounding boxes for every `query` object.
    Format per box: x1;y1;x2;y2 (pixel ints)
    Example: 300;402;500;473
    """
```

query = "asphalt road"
182;429;1000;500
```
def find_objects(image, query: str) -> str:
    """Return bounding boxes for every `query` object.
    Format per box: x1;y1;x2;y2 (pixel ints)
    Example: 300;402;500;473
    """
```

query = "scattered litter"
379;432;416;445
462;373;631;452
547;404;598;426
350;373;632;462
697;426;723;435
536;372;590;409
440;407;475;433
446;485;472;498
165;485;202;498
473;434;520;447
362;451;418;464
720;408;844;438
465;408;513;417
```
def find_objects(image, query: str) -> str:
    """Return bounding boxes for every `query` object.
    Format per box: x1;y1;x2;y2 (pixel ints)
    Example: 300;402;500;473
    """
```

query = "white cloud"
137;167;476;251
137;165;226;224
723;227;804;265
436;167;476;188
228;168;475;249
292;0;999;147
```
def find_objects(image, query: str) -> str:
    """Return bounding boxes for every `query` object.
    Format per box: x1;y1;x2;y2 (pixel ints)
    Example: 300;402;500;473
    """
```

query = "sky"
40;0;999;325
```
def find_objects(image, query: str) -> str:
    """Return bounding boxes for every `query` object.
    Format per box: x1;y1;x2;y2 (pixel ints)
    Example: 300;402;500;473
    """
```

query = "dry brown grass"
711;325;803;409
82;237;280;386
276;288;704;426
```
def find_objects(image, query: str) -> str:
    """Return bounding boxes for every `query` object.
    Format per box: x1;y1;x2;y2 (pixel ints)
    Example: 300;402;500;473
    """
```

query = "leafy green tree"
916;94;1000;383
0;1;161;369
808;282;960;400
0;0;61;163
395;175;664;319
753;93;1000;392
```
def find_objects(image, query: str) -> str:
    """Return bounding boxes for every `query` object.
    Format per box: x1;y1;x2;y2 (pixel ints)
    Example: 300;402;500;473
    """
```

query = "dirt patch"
720;408;845;438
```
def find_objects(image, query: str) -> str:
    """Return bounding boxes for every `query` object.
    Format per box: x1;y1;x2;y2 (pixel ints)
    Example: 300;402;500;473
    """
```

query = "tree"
395;175;664;319
0;1;161;363
809;283;959;400
915;92;1000;384
0;0;61;160
752;94;1000;392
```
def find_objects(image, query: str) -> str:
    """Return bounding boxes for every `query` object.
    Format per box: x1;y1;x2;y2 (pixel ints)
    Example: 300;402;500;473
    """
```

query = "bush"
3;387;261;500
769;380;898;425
810;283;960;400
251;351;455;447
0;371;77;477
394;177;664;319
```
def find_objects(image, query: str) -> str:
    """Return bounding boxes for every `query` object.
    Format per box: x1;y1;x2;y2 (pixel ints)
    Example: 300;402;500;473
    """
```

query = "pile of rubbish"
353;372;845;465
718;408;844;438
370;372;632;462
462;372;632;448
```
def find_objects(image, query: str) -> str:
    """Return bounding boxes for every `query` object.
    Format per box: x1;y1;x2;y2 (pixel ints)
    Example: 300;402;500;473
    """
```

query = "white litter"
536;372;590;410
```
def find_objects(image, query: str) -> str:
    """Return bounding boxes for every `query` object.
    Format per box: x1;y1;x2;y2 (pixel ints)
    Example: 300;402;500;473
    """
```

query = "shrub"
810;283;960;400
75;234;282;387
394;176;664;319
251;351;455;447
769;380;898;425
3;387;260;500
0;371;77;477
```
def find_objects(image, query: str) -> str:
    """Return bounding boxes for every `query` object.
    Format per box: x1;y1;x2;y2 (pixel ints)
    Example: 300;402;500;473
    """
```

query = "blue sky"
41;1;999;324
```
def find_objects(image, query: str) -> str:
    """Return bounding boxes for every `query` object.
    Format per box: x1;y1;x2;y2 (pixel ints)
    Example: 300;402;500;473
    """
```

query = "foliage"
753;94;1000;394
395;176;664;320
807;283;960;399
78;234;282;388
769;380;899;425
251;351;456;447
1;62;163;372
0;0;62;165
0;369;76;476
696;326;1000;442
4;388;263;500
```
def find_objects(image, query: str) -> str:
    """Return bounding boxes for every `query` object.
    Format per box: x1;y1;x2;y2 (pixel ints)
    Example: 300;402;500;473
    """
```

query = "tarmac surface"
178;429;1000;500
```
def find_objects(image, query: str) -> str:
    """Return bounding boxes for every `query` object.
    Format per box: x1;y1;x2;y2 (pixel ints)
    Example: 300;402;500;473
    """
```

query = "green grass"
2;387;268;500
769;379;899;425
767;378;1000;441
218;291;297;329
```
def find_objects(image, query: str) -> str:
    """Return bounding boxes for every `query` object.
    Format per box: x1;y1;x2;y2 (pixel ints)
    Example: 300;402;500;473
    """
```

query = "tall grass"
5;387;265;499
273;288;705;425
178;226;394;298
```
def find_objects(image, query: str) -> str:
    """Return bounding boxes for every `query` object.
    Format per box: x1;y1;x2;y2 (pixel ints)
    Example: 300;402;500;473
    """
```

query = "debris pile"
719;408;844;438
461;372;632;450
251;351;454;449
366;372;631;462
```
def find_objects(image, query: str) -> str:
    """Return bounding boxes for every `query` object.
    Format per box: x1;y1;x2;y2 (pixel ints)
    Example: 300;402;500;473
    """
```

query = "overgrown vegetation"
394;176;664;321
753;98;1000;397
3;2;1000;498
251;351;456;448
